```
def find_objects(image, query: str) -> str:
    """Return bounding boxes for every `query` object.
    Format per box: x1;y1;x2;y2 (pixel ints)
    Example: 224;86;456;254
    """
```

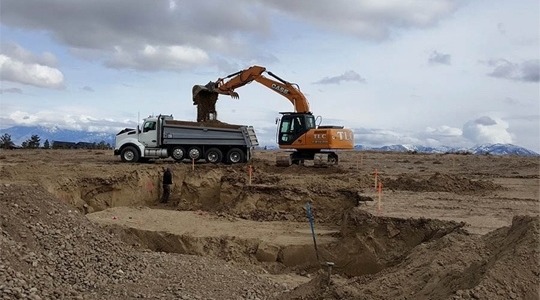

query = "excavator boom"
193;65;311;115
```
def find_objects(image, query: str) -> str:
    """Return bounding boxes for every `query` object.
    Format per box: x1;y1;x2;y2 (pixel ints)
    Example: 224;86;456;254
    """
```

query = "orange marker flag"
374;169;378;190
248;165;253;185
377;181;383;215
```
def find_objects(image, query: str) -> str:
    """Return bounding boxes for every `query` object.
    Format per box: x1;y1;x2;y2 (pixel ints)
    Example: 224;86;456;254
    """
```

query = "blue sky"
1;0;539;151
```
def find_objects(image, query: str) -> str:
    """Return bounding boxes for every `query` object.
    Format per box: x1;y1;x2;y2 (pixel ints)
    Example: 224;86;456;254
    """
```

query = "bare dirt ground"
0;149;538;299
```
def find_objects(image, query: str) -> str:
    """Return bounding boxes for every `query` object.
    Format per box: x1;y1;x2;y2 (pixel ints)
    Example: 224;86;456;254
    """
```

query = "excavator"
192;65;354;166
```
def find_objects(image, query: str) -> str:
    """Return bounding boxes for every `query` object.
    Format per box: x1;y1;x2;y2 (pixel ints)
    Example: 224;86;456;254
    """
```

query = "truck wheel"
205;148;223;164
226;148;245;164
121;146;139;163
171;146;185;161
188;146;202;160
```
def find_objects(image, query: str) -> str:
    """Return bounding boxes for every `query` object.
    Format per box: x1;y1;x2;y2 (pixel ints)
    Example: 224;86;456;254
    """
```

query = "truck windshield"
143;121;156;132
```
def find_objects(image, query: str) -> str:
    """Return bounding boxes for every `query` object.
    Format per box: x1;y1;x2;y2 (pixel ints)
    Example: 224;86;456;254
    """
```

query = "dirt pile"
0;183;149;299
382;172;503;193
466;215;540;299
283;215;540;300
0;183;285;299
324;209;466;276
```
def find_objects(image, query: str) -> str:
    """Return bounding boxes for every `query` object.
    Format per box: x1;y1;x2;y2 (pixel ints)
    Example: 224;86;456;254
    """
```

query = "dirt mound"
318;209;465;276
383;172;503;193
0;183;149;299
466;215;540;299
284;215;540;300
0;183;284;299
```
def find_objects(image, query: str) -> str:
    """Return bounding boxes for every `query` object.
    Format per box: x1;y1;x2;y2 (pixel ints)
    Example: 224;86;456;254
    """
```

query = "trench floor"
87;207;339;247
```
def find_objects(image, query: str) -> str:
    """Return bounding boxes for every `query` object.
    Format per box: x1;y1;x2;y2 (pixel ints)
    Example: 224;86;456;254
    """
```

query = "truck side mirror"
275;117;281;125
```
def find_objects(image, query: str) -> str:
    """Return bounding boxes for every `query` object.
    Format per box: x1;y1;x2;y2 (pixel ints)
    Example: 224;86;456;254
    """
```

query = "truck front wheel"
205;148;223;164
121;146;140;163
226;148;245;164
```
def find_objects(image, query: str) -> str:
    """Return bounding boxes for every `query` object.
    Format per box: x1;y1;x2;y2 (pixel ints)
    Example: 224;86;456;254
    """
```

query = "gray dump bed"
161;120;259;148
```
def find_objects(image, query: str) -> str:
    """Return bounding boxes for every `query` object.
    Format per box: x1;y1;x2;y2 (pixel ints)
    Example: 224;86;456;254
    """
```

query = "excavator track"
275;151;339;167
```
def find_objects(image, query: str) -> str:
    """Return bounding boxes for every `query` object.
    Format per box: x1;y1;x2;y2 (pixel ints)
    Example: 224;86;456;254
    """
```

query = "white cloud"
1;42;58;67
3;111;134;133
106;44;209;71
462;116;513;145
428;51;451;65
487;59;540;82
353;127;422;146
0;87;23;94
314;71;366;85
417;125;466;148
0;54;64;89
424;125;462;137
0;0;460;70
264;0;459;39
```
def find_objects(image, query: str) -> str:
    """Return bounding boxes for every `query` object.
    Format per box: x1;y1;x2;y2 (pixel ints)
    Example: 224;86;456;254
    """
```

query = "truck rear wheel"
226;148;245;164
188;146;202;161
121;146;139;163
171;146;185;161
205;148;223;164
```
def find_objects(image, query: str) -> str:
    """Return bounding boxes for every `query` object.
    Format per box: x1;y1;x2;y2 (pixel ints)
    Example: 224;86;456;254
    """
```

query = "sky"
0;0;539;151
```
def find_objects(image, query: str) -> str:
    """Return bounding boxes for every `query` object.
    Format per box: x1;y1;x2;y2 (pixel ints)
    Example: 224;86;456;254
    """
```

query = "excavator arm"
193;65;311;114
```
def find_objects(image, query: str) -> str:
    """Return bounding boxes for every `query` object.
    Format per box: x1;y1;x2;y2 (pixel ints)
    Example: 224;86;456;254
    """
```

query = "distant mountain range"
0;125;538;156
0;125;116;147
352;143;539;156
265;143;538;156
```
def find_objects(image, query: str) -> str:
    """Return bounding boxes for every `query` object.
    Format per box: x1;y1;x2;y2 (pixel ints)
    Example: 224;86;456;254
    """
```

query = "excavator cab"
277;113;316;145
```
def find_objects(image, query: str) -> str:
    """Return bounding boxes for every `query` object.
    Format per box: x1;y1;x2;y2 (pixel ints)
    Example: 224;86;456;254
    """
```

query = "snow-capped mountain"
469;144;539;156
0;126;116;147
354;143;538;156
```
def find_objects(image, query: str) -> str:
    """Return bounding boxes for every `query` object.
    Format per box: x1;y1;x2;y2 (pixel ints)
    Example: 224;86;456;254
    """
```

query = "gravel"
0;183;285;299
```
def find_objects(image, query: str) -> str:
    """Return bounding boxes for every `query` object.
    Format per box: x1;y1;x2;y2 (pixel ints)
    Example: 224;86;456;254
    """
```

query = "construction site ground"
0;149;538;299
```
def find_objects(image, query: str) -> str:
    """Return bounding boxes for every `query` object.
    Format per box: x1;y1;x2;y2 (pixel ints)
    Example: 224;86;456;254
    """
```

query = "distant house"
76;142;95;149
52;141;77;149
51;140;112;150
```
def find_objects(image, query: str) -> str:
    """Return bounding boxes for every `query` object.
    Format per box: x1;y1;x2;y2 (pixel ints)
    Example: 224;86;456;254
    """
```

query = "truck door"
139;120;158;148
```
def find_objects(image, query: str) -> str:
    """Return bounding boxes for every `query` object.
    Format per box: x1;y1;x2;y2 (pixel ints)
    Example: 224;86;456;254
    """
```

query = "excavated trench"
45;164;465;277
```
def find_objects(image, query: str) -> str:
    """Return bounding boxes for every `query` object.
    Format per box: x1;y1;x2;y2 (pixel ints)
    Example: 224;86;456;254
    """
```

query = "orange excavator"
192;65;354;166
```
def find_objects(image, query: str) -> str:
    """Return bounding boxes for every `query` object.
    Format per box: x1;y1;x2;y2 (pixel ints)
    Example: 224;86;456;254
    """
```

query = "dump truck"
114;114;259;163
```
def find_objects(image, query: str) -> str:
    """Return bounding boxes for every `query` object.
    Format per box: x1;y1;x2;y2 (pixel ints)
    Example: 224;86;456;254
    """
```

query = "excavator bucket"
192;82;217;101
192;83;219;122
